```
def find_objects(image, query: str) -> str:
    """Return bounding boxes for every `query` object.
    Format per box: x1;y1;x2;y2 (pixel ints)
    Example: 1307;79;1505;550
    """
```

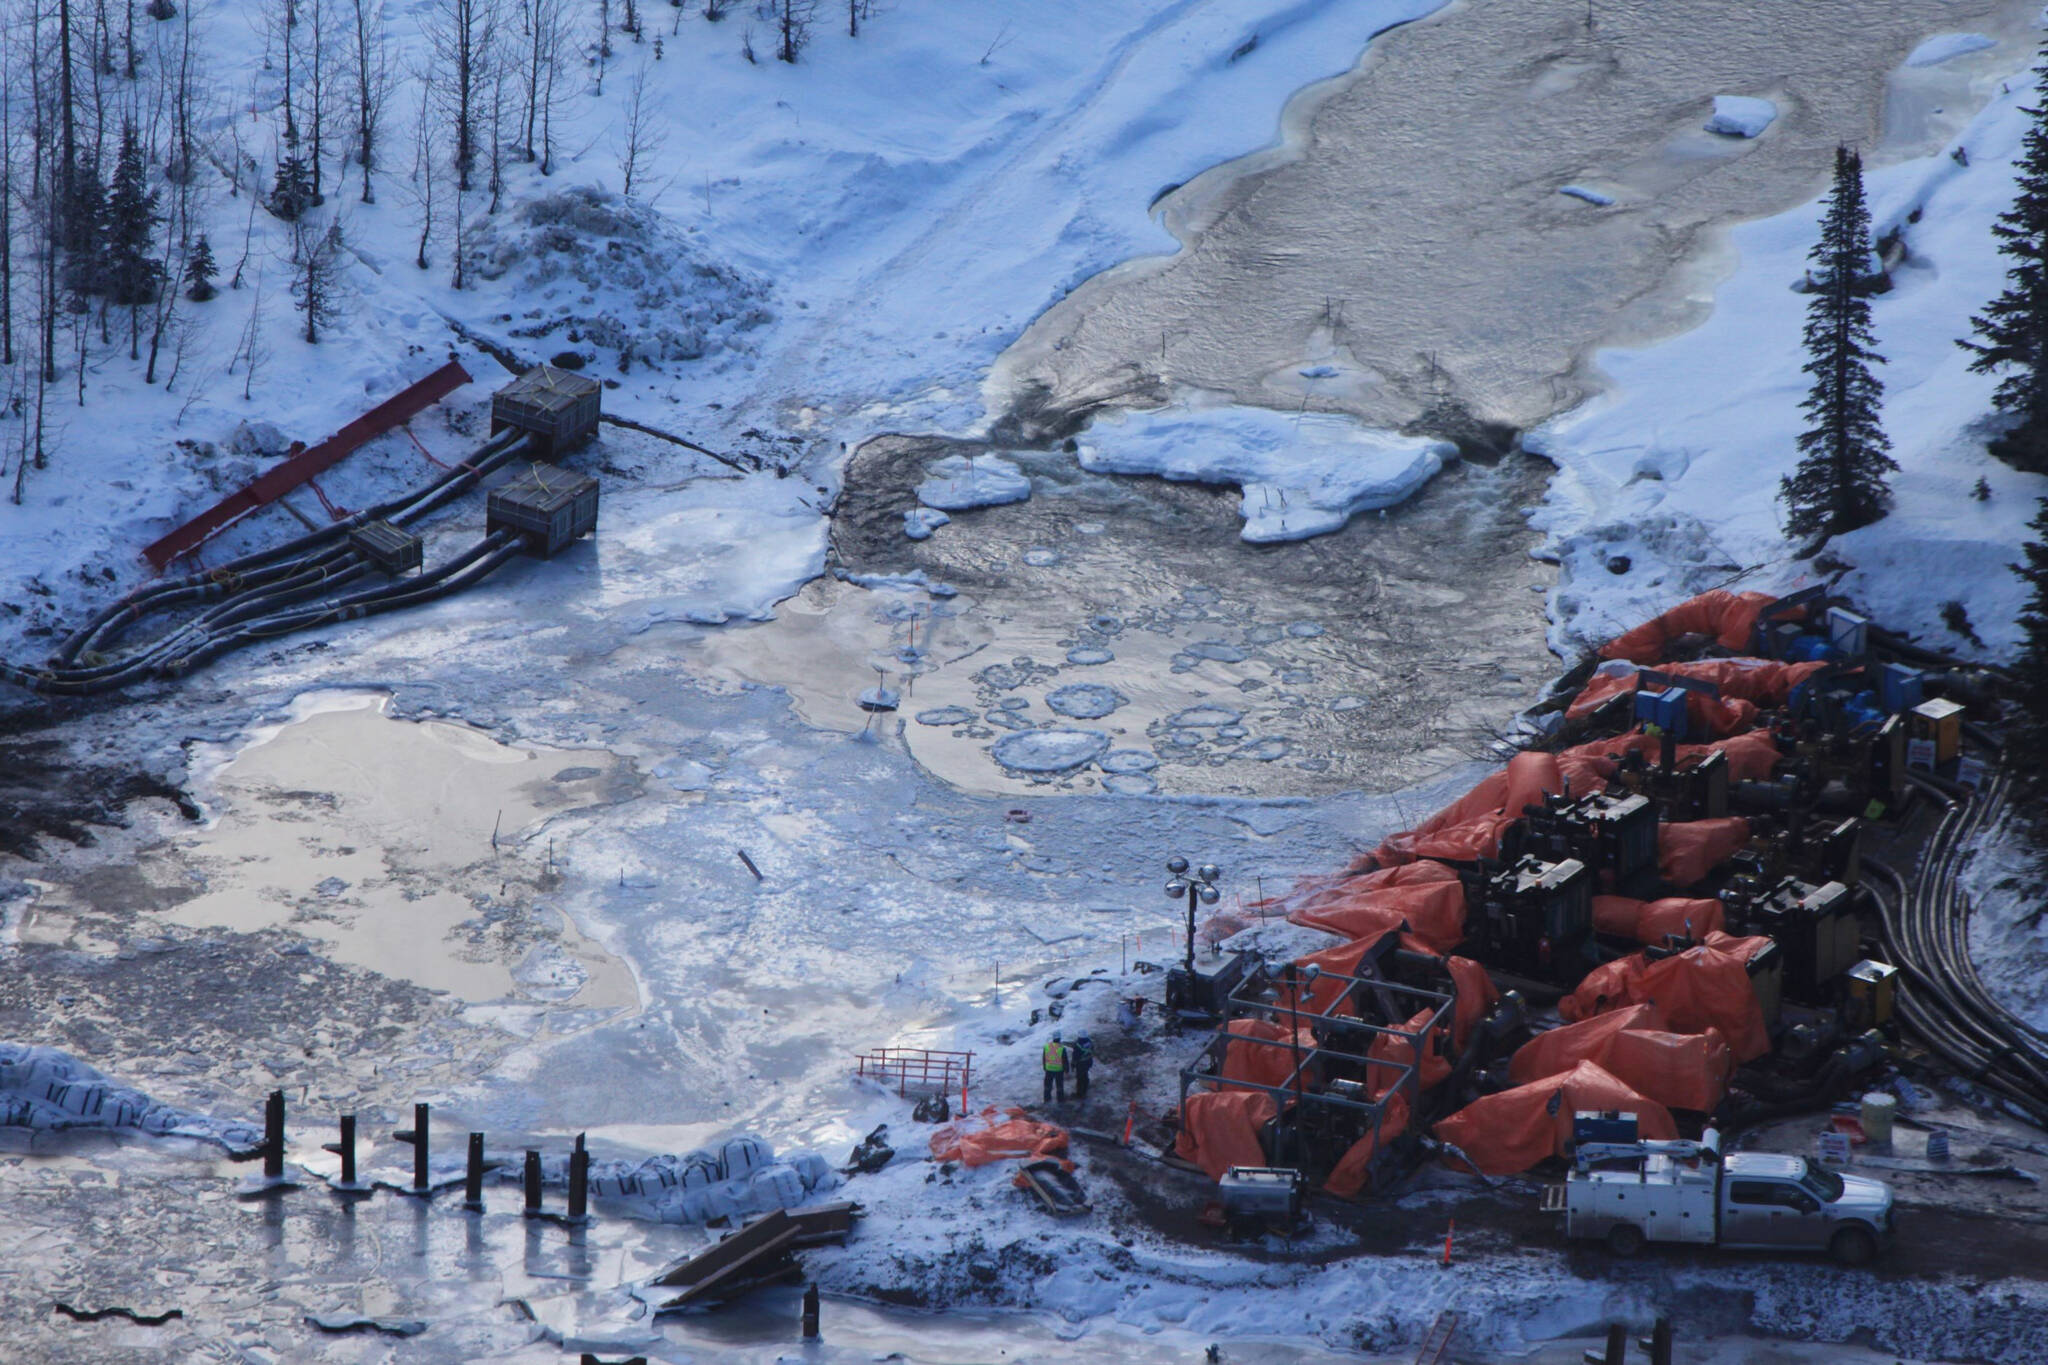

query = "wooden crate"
487;468;600;555
489;365;601;457
347;520;423;575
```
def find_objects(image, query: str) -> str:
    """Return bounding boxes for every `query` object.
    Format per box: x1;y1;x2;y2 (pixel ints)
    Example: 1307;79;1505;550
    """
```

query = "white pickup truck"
1545;1131;1894;1266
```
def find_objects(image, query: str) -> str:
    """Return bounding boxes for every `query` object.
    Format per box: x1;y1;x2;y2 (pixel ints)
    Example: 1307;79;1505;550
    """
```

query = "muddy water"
994;0;2041;436
28;692;639;1011
694;436;1556;799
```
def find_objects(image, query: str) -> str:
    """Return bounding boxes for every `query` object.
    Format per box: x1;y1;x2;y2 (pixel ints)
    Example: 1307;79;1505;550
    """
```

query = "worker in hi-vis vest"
1041;1031;1069;1104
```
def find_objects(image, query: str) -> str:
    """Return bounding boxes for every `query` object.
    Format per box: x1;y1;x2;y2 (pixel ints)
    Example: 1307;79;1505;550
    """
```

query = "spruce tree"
1780;145;1896;543
270;154;316;221
293;221;344;342
1962;46;2048;474
61;157;109;303
103;123;162;307
185;234;218;301
2012;496;2048;797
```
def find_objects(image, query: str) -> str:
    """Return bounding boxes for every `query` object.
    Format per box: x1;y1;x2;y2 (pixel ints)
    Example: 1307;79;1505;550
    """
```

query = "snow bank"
1964;817;2048;1033
0;1044;263;1154
507;1132;838;1225
1907;33;1997;67
1077;404;1451;542
468;187;774;367
1705;95;1778;138
916;455;1033;512
1529;70;2048;661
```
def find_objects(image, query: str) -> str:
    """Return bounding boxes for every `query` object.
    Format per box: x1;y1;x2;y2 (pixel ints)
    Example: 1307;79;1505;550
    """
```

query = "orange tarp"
1568;658;1829;738
1366;1007;1451;1099
1568;728;1782;784
1279;929;1397;1018
1509;1002;1666;1085
930;1108;1070;1168
1508;1004;1734;1112
1433;1060;1677;1175
1323;1090;1410;1198
1446;955;1499;1050
1592;894;1725;944
1174;1089;1277;1180
1658;817;1752;886
1559;931;1770;1062
1288;861;1467;952
1375;752;1580;866
1220;1019;1317;1090
1600;590;1781;664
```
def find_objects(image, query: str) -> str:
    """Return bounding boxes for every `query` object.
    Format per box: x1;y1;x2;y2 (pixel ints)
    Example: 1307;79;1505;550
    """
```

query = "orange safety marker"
1441;1219;1454;1268
1123;1100;1137;1147
960;1065;969;1117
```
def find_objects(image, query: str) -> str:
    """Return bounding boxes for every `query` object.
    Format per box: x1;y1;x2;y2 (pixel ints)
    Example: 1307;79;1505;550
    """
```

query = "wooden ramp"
648;1202;861;1311
1415;1310;1460;1365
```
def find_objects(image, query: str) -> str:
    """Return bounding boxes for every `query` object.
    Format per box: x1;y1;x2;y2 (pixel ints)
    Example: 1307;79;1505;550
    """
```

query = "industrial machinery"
1463;855;1594;980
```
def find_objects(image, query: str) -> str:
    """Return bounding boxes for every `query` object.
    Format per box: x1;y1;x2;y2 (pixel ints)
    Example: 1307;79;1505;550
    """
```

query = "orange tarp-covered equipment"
1568;727;1782;784
1366;1007;1451;1099
1323;1089;1410;1198
1278;929;1398;1018
930;1108;1070;1168
1220;1019;1317;1090
1374;752;1588;866
1600;590;1782;664
1592;894;1726;944
1433;1060;1677;1175
1558;931;1771;1062
1287;861;1467;953
1174;1089;1278;1180
1658;817;1752;886
1567;658;1829;738
1509;1004;1735;1112
1446;955;1499;1049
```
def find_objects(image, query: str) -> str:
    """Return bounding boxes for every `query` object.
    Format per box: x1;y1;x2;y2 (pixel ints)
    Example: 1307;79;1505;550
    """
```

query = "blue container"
1573;1111;1641;1147
1840;690;1885;734
1785;634;1836;663
1633;686;1689;740
1880;662;1924;715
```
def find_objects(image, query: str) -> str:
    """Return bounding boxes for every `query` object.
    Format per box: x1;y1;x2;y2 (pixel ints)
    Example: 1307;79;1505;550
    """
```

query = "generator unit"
1166;951;1255;1021
1524;790;1660;893
1728;877;1858;1003
1466;855;1593;979
1217;1167;1303;1233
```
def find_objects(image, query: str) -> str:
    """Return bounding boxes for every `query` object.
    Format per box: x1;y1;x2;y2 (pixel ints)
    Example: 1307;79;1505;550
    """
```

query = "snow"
916;454;1034;512
1907;33;1998;67
1559;184;1617;206
1077;403;1452;543
1045;682;1127;719
1527;74;2048;662
0;1044;262;1154
903;507;952;540
1705;95;1779;138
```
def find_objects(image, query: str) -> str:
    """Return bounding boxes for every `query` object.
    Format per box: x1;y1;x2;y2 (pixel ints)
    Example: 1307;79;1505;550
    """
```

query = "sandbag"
930;1107;1070;1168
1658;817;1751;886
1592;894;1725;944
1322;1090;1410;1198
1600;590;1783;664
1432;1060;1678;1175
1173;1089;1277;1181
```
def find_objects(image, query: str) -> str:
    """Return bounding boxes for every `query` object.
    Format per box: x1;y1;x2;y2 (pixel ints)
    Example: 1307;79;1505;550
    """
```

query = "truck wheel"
1830;1226;1877;1267
1606;1223;1645;1257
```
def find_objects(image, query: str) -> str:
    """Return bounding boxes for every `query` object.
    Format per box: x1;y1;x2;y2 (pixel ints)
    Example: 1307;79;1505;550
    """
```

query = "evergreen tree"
1962;47;2048;474
1780;145;1896;543
2011;495;2048;862
103;123;163;307
61;156;109;303
185;234;219;301
270;154;316;221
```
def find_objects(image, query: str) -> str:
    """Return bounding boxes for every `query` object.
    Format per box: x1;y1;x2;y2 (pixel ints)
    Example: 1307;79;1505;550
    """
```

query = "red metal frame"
853;1048;974;1098
142;359;473;571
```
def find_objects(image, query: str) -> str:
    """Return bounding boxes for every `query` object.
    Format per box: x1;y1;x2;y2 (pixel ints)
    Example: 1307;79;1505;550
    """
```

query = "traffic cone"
1441;1219;1454;1268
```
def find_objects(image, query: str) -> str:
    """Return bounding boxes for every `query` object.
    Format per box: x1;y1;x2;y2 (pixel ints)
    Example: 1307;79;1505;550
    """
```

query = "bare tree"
774;0;809;63
291;218;341;341
427;0;491;191
514;0;570;168
346;0;391;200
235;274;266;399
305;0;330;200
593;0;610;93
614;58;662;198
407;68;436;268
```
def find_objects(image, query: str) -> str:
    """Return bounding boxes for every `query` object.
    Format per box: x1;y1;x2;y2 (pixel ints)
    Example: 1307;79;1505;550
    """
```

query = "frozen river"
4;0;2046;1360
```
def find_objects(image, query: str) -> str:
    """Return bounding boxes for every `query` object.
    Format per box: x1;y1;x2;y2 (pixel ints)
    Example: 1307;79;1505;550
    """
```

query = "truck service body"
1548;1130;1894;1264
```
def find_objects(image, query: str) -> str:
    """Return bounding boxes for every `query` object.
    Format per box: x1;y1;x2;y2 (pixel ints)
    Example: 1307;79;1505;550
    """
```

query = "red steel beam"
142;359;474;571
